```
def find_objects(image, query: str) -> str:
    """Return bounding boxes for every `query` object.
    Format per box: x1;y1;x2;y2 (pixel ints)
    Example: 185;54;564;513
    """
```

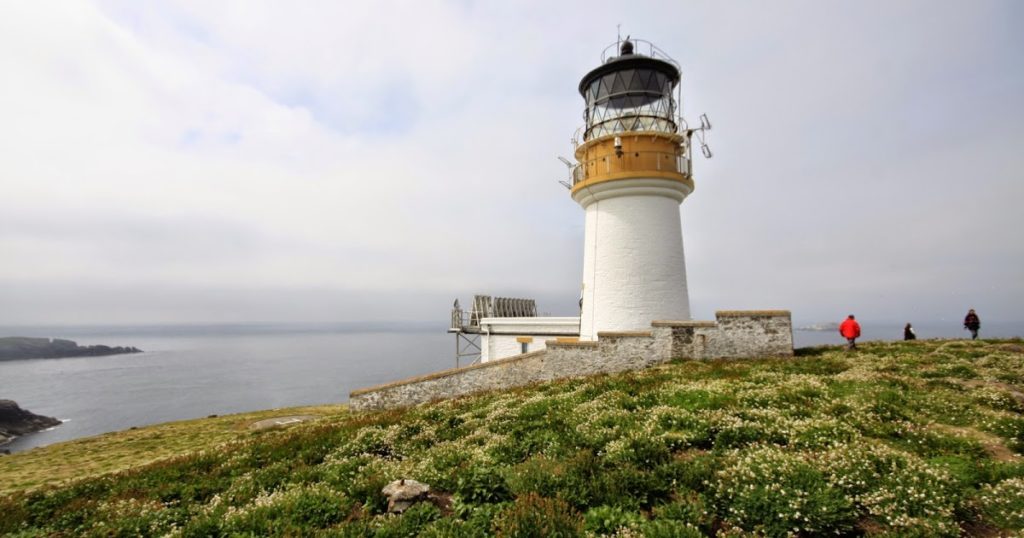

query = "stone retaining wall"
349;311;792;411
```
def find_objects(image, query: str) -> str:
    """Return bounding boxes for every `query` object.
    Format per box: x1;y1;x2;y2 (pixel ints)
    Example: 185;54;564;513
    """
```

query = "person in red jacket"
839;315;861;350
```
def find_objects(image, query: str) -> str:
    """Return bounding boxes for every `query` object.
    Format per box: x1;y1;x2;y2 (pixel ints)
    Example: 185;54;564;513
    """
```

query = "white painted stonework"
479;317;580;362
573;178;692;340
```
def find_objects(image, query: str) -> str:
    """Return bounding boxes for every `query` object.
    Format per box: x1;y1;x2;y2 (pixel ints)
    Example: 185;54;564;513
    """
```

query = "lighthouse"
445;37;715;364
354;38;793;409
572;39;701;340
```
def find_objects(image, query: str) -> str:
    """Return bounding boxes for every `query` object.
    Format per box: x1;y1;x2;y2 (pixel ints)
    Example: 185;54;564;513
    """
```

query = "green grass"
0;404;347;495
1;339;1024;536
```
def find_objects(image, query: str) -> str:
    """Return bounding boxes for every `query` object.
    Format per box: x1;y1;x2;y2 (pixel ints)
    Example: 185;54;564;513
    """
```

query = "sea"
1;320;1021;453
0;323;452;453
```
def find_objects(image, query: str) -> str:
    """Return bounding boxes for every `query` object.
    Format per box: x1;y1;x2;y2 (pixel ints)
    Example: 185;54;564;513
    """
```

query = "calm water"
0;323;453;453
1;321;1021;453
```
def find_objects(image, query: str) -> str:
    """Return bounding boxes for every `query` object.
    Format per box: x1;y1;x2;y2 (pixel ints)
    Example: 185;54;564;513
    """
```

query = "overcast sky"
1;0;1021;326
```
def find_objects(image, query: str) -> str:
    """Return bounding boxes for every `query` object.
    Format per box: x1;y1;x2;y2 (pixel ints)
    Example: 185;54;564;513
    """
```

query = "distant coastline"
795;322;840;331
0;336;142;361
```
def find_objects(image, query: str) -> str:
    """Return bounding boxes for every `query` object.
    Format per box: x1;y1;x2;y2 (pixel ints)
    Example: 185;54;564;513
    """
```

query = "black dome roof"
578;53;680;97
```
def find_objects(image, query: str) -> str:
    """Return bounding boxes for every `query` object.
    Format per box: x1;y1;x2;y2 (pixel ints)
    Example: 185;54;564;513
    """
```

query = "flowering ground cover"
2;339;1024;536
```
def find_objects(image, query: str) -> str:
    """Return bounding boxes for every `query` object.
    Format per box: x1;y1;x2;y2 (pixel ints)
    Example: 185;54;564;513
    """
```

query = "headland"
0;336;141;361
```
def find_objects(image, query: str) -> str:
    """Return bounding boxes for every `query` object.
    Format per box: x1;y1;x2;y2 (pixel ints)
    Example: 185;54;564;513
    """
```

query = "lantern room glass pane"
584;66;677;140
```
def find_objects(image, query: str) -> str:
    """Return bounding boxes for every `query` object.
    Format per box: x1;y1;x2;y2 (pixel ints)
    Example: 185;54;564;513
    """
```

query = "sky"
1;0;1022;326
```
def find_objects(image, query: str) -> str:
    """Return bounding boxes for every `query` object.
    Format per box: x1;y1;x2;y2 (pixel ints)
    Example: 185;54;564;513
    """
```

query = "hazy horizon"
3;317;1022;332
2;1;1022;327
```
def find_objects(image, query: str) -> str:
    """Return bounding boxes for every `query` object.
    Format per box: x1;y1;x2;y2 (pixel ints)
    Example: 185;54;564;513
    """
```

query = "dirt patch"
960;520;1007;537
931;424;1021;463
962;379;1024;404
996;343;1024;354
856;516;885;535
983;442;1020;463
428;492;454;516
249;415;319;431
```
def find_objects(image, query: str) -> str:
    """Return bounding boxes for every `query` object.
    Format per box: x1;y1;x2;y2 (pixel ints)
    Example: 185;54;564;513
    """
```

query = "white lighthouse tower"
572;39;707;340
350;38;793;410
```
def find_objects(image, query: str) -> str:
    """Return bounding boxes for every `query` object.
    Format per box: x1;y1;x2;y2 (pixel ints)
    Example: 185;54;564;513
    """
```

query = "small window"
521;342;528;354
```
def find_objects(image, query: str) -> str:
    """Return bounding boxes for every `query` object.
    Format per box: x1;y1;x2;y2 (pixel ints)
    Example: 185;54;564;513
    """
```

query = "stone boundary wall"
349;310;792;411
653;310;794;360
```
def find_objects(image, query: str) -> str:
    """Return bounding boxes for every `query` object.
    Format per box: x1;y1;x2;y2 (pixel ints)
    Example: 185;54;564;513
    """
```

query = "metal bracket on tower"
685;113;713;159
557;156;578;189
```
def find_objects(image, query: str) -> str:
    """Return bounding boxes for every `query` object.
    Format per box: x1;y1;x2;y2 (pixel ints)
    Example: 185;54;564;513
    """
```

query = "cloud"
0;0;1021;324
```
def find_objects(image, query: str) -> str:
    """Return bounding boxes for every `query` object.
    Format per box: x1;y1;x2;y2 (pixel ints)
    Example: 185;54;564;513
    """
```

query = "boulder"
381;479;431;513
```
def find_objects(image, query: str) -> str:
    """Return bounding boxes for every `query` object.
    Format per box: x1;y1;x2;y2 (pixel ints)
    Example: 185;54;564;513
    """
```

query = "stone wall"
349;310;792;412
348;349;555;412
713;310;794;357
653;310;793;360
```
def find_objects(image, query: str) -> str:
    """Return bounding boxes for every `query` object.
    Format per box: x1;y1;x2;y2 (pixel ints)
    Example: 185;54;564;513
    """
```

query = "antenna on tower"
557;156;576;190
684;113;714;160
700;113;711;130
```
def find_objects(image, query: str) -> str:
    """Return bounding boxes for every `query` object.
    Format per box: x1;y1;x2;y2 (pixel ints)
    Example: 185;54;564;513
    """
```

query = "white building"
573;38;698;340
452;38;709;363
352;39;792;409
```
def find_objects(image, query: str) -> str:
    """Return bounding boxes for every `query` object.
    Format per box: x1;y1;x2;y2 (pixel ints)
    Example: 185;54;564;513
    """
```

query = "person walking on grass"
964;309;981;340
839;315;861;350
904;323;917;341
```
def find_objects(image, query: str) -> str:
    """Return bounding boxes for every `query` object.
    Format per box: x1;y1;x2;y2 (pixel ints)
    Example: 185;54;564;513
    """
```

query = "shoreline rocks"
0;400;61;447
0;336;142;361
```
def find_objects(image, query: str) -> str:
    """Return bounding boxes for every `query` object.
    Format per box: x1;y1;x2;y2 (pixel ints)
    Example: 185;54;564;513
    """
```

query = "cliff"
0;336;141;361
0;400;61;446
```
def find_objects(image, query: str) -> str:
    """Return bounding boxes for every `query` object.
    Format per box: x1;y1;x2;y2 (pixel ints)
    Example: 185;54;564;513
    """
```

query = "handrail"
574;114;691;147
584;117;678;141
599;38;681;72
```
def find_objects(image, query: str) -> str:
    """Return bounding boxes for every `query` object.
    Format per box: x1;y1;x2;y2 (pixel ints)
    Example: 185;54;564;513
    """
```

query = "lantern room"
572;39;691;193
578;39;681;141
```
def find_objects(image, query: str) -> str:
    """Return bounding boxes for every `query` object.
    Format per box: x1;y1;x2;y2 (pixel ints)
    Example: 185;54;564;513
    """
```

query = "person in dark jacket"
904;323;916;341
839;315;861;350
964;309;981;340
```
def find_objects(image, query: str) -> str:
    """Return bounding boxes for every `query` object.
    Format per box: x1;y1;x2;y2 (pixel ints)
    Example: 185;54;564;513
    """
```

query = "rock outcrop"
0;337;141;361
0;400;61;446
381;479;431;513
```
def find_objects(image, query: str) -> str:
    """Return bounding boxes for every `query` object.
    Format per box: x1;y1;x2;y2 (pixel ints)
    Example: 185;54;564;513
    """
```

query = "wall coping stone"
651;320;718;328
545;340;600;348
349;349;547;397
597;331;653;338
716;310;791;318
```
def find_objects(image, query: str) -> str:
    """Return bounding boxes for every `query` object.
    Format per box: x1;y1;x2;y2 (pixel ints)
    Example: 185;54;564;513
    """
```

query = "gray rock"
0;400;61;445
381;479;430;513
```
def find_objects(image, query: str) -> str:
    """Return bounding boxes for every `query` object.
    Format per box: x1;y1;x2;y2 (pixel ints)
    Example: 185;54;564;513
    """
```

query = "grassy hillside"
0;405;347;495
2;339;1024;536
